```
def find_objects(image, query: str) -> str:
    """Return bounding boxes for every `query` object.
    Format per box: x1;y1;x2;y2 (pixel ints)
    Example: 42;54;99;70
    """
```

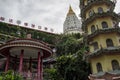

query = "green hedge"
0;22;58;44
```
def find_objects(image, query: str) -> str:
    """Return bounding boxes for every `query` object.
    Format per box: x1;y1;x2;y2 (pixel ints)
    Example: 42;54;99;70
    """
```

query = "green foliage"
55;48;90;80
44;68;63;80
56;33;83;56
0;70;23;80
51;33;91;80
44;34;90;80
0;22;91;80
0;22;58;44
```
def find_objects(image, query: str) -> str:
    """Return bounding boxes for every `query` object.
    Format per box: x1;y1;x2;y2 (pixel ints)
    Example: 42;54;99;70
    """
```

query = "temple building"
63;6;83;34
0;21;58;80
80;0;120;80
0;38;53;80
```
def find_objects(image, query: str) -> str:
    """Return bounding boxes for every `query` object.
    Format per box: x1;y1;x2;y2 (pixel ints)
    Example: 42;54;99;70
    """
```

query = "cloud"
114;0;120;13
0;0;119;33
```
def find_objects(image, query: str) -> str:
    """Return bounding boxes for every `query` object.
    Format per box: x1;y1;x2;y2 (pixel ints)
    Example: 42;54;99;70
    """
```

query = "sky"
0;0;120;34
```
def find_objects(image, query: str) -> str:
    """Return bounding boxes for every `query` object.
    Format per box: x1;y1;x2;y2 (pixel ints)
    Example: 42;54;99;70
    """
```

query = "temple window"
106;39;114;47
102;21;108;28
89;10;94;17
96;63;103;72
87;0;91;3
87;0;94;3
98;7;103;13
113;21;117;28
112;60;120;70
93;42;99;50
91;25;96;33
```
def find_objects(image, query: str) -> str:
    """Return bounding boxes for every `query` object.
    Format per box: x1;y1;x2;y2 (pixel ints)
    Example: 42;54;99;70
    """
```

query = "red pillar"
5;54;10;72
29;57;32;72
40;56;43;80
19;50;24;73
14;55;17;71
37;52;41;80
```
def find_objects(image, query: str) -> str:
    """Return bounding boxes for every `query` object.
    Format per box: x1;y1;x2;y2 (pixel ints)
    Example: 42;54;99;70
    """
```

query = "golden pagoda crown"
67;5;75;15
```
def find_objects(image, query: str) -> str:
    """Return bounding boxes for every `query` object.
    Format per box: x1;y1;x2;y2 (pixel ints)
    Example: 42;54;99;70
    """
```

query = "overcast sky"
0;0;120;33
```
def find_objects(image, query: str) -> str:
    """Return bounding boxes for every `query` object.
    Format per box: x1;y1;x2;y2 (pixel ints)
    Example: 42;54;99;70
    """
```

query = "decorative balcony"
80;0;116;18
86;27;120;41
82;12;120;31
85;46;120;59
89;70;120;80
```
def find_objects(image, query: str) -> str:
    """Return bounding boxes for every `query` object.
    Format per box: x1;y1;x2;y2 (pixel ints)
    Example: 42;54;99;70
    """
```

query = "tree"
52;33;91;80
44;33;90;80
44;68;63;80
56;33;82;56
0;70;23;80
55;48;90;80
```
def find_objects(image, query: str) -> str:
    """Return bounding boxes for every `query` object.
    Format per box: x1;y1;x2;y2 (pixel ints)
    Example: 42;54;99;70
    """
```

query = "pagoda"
63;6;82;34
80;0;120;79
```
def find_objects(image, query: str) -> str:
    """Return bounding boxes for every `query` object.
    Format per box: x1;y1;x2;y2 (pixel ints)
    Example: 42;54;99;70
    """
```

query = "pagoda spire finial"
67;5;75;15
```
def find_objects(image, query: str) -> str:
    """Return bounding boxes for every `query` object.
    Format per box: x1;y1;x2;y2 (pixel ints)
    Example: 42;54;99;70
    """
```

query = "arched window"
91;25;96;33
89;10;94;17
106;39;114;47
98;7;103;13
96;63;103;72
87;0;91;3
89;10;93;17
112;60;119;70
93;42;99;50
102;21;108;28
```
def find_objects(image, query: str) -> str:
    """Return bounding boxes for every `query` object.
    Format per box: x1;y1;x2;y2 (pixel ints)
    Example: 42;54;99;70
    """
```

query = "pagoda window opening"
89;10;94;17
106;39;114;47
91;25;96;33
87;0;94;3
96;63;103;72
93;42;99;50
102;21;108;28
87;0;91;3
113;21;117;28
112;60;120;70
98;7;103;13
